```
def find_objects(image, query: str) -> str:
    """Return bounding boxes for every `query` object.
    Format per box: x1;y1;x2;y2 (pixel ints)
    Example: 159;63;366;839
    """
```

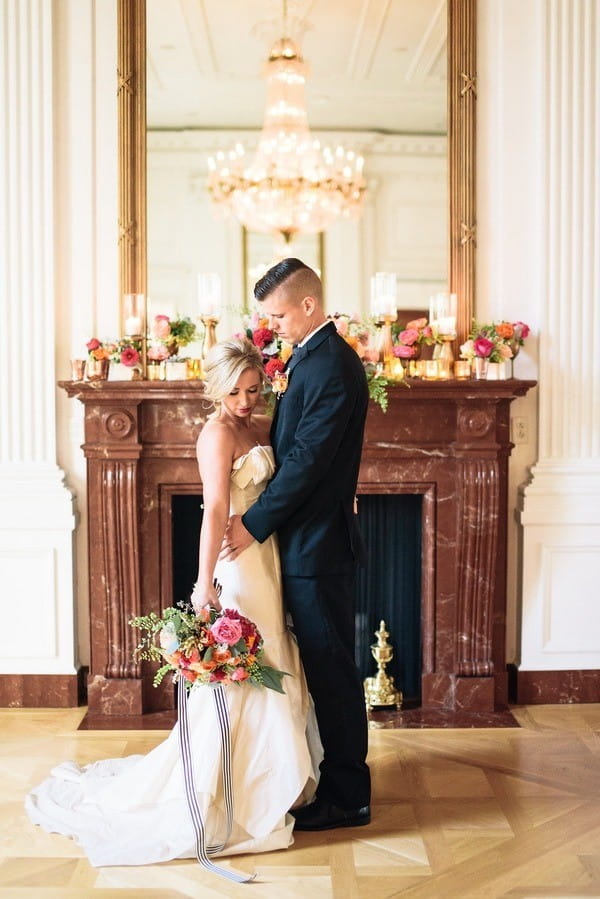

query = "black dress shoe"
291;797;371;831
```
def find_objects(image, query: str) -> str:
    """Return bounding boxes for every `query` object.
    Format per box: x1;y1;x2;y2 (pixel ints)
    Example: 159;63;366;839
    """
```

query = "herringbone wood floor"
2;704;600;898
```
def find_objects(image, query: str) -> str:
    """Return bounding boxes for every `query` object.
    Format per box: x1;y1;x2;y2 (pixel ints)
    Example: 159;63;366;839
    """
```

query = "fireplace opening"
356;494;422;703
171;492;422;703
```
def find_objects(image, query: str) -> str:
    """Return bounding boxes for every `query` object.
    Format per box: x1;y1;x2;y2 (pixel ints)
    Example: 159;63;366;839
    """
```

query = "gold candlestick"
200;316;219;360
363;619;402;710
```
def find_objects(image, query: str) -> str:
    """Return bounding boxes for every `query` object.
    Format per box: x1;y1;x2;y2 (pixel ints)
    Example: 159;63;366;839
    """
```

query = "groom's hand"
219;515;255;561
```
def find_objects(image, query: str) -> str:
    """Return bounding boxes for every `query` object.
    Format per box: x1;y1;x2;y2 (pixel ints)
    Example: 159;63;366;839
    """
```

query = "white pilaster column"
519;0;600;670
0;1;76;680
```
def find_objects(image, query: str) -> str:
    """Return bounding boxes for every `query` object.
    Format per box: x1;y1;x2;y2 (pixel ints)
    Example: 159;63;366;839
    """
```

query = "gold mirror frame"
117;0;475;344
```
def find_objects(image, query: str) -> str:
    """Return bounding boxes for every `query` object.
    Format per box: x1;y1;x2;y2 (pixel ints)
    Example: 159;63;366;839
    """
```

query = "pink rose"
393;344;415;358
231;668;250;682
398;328;419;346
210;616;243;646
148;344;170;361
473;337;495;358
334;317;349;336
152;315;171;340
514;321;530;339
86;338;101;351
498;343;513;359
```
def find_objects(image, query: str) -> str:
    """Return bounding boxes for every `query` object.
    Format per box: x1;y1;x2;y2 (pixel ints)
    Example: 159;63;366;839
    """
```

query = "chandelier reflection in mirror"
207;24;366;243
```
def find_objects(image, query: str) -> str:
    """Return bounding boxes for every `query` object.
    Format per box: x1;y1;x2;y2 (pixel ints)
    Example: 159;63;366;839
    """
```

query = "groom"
221;257;371;830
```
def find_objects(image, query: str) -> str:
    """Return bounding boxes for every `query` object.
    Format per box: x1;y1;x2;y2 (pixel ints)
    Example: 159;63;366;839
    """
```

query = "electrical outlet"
512;416;528;444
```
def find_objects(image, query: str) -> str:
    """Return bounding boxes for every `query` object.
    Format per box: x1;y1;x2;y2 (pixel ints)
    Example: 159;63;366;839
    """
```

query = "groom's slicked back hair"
254;257;322;305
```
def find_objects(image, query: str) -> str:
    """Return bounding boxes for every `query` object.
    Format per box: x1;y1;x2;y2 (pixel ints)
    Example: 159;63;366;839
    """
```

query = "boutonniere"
270;371;289;399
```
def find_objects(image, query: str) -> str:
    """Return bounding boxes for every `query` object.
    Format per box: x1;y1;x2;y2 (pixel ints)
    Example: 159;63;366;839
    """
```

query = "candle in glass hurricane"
370;273;397;373
123;293;144;336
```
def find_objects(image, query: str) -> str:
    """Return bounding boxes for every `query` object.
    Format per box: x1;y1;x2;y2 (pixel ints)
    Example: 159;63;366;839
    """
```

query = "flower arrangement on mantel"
86;337;142;368
391;316;438;361
149;314;198;359
460;320;530;363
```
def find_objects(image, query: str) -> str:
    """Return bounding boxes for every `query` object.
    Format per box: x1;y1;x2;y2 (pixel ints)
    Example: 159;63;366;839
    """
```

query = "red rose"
265;358;285;379
120;346;140;367
252;327;274;349
86;338;101;351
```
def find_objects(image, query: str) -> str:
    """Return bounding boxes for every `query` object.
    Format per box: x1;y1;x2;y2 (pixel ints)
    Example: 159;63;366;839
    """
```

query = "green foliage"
365;367;390;412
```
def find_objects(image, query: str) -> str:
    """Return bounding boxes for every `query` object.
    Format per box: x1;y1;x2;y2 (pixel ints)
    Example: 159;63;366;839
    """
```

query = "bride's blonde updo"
203;337;265;405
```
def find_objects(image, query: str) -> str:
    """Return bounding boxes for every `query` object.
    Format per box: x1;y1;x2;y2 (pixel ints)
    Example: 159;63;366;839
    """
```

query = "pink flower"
473;337;495;358
152;315;171;339
210;616;243;646
398;328;420;346
498;342;513;359
252;327;274;349
393;344;415;359
405;318;427;331
334;316;349;336
514;321;530;339
120;346;140;367
231;668;250;682
86;338;101;351
148;344;170;361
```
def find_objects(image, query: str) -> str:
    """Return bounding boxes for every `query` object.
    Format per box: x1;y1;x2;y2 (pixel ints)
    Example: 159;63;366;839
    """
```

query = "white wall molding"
0;0;77;677
514;0;600;672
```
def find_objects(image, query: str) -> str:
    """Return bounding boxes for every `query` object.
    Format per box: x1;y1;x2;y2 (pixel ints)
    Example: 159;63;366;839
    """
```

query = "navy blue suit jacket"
242;321;368;576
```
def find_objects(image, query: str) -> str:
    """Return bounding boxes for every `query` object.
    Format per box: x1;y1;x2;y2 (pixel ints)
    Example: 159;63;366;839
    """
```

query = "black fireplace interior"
171;492;422;702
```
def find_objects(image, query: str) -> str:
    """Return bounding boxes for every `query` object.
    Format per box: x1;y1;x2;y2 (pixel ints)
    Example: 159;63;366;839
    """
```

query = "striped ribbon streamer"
177;681;256;883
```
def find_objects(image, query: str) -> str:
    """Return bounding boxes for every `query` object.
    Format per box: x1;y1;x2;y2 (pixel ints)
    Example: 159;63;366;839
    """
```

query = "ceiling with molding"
146;0;447;134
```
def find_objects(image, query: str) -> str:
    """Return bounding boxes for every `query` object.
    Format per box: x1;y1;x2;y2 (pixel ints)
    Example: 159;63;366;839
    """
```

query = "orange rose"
180;668;197;683
92;347;110;360
495;322;514;338
213;649;232;664
201;659;217;671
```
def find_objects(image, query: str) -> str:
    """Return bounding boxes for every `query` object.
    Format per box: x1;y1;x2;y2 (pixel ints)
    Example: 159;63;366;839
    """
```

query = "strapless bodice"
230;445;275;514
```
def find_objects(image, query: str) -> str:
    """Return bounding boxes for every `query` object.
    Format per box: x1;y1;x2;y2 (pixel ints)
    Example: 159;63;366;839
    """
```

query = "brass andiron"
363;620;402;710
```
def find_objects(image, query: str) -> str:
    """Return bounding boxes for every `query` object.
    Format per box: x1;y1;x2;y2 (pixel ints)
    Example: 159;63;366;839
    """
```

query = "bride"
26;337;321;870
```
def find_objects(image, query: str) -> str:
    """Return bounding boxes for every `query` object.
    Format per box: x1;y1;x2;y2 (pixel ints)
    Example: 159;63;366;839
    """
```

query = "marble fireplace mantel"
61;378;536;719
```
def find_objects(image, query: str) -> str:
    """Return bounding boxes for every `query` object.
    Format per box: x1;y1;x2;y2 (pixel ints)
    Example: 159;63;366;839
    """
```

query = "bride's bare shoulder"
196;419;235;458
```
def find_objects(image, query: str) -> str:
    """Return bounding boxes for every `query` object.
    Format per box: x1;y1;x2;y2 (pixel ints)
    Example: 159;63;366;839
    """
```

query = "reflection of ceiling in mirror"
146;0;447;133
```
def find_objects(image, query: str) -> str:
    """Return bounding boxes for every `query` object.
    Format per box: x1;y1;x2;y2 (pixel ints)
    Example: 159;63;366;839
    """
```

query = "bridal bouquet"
129;605;288;693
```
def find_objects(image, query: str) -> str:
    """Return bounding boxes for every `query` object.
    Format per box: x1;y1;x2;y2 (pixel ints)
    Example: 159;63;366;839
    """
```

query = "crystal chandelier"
207;27;366;243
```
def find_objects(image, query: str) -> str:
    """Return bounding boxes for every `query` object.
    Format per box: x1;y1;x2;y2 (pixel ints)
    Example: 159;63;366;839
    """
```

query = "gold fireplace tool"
363;619;403;711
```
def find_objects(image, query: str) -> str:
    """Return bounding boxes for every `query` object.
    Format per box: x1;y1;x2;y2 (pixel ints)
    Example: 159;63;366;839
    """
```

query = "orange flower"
180;668;197;683
92;347;110;361
201;659;217;671
213;648;232;664
495;322;514;339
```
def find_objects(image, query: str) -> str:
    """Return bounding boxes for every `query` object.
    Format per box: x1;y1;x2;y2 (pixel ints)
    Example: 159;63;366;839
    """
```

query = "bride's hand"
190;579;222;614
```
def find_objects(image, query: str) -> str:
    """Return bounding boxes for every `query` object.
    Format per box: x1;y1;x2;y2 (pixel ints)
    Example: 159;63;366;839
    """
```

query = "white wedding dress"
26;445;321;867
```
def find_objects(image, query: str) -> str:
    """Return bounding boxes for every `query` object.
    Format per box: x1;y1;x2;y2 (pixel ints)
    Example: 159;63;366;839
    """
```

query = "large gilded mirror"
117;0;475;342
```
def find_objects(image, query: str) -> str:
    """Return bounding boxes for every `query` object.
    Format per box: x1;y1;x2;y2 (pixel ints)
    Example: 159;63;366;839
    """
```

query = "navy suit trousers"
282;571;371;810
